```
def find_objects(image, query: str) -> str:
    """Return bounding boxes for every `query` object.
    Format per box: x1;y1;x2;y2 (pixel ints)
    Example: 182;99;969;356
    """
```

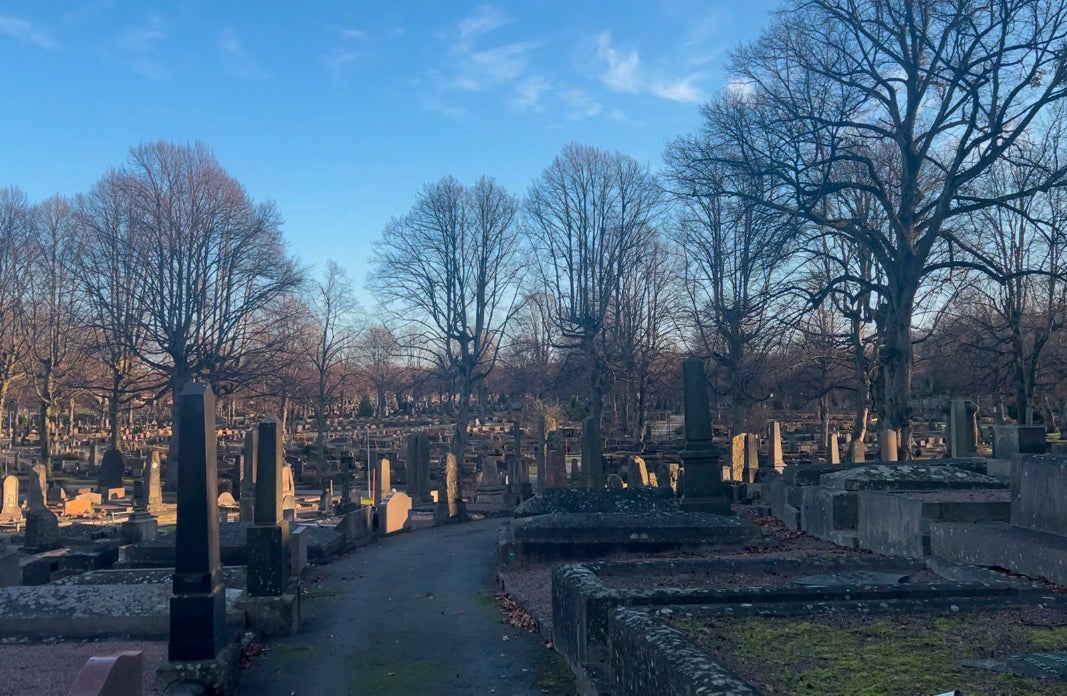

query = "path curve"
240;519;571;696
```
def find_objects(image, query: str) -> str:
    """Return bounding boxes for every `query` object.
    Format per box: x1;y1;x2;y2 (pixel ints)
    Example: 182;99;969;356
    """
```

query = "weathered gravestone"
879;429;899;462
239;429;258;523
679;357;731;514
434;453;463;522
405;433;431;503
0;475;22;525
24;507;60;551
992;425;1047;459
98;449;125;494
145;450;164;513
26;463;47;510
627;456;649;488
768;421;785;470
827;433;841;465
167;382;227;662
950;398;980;458
247;420;290;598
281;464;296;521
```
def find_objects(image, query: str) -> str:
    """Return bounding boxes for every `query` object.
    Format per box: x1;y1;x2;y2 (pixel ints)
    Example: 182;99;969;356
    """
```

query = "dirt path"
239;519;573;695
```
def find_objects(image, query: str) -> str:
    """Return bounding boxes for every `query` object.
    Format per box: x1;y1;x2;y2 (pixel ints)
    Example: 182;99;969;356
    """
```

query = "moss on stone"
674;610;1067;696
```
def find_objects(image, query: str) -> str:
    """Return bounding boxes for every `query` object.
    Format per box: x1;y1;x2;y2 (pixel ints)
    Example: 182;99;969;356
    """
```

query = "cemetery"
8;1;1067;695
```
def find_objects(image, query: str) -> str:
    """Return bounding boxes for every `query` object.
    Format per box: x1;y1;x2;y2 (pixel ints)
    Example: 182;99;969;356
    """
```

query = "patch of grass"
673;610;1067;696
346;656;439;695
535;648;576;695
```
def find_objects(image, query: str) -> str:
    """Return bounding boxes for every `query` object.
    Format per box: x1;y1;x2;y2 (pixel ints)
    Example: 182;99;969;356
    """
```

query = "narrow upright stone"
950;399;979;458
406;433;431;503
535;415;548;494
239;429;258;522
768;421;785;470
879;429;898;461
26;464;47;511
680;357;731;515
581;416;603;488
434;453;461;521
248;419;289;597
828;433;841;465
146;450;164;513
98;450;124;492
169;382;226;662
0;476;22;524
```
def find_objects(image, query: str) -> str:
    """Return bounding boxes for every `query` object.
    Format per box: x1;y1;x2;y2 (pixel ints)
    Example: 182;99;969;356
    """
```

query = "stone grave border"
553;555;1049;696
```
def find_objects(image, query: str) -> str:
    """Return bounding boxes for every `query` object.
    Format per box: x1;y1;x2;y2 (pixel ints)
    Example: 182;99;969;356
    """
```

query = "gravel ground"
0;640;166;696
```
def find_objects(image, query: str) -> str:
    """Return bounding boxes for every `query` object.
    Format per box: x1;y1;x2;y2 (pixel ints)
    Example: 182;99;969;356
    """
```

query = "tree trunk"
881;293;915;459
39;399;52;461
452;369;472;463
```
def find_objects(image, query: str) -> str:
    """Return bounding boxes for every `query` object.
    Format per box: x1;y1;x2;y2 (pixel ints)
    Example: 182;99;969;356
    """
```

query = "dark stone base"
156;638;241;696
680;495;732;515
238;591;300;637
246;523;289;596
169;587;228;662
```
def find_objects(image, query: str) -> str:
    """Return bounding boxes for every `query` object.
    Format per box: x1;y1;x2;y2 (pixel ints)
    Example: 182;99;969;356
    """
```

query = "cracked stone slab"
820;464;1006;491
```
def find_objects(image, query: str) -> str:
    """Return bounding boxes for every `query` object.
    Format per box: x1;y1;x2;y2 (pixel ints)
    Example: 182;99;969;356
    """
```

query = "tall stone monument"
247;420;289;597
168;382;226;662
405;433;431;503
239;429;258;522
679;357;731;515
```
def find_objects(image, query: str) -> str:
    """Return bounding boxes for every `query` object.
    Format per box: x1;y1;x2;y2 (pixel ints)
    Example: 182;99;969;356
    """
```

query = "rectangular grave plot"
551;555;1041;679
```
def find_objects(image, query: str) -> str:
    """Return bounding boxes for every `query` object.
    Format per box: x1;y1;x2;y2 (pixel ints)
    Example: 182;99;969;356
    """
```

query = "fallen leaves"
496;592;538;633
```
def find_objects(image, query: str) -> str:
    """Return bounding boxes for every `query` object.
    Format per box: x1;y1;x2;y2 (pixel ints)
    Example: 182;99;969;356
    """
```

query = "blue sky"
0;1;780;305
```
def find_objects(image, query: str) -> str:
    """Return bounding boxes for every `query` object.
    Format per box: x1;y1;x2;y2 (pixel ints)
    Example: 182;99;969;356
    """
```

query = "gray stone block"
801;488;857;540
931;521;1067;586
858;490;1009;558
1011;455;1067;536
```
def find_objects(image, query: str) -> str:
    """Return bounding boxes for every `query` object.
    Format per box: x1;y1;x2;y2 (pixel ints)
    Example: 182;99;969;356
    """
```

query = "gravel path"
240;518;571;696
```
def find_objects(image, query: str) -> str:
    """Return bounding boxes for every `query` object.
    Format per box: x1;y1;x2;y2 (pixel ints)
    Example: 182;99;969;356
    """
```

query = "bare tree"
303;261;361;479
0;187;32;450
26;195;84;460
355;324;402;417
74;170;155;450
703;0;1067;452
373;175;522;462
525;143;662;480
120;140;302;460
664;151;797;432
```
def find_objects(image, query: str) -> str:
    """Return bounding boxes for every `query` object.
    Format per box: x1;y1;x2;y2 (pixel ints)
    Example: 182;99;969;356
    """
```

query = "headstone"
247;419;289;597
168;382;227;662
581;415;603;488
97;450;125;492
768;421;785;469
88;441;98;467
26;464;47;510
0;475;22;524
217;492;237;508
627;456;649;487
605;473;624;489
849;440;866;464
377;491;412;534
730;434;745;482
950;398;979;458
281;464;296;521
993;425;1047;459
373;456;391;504
535;415;549;494
679;357;731;514
545;449;566;488
65;497;93;517
828;433;841;465
24;507;59;551
879;429;898;461
240;429;258;522
744;434;759;482
67;650;143;696
434;453;461;521
655;462;681;495
145;450;164;513
405;433;431;503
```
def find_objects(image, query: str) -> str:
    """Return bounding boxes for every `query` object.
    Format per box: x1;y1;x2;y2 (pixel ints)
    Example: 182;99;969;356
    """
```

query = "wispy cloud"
436;6;540;93
0;15;56;49
219;27;268;80
593;32;703;104
323;26;369;78
560;89;602;121
510;75;549;113
117;19;168;79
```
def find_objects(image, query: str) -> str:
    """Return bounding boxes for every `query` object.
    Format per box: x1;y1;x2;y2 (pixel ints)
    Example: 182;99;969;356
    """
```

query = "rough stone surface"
513;488;675;517
820;464;1004;491
1011;455;1067;536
